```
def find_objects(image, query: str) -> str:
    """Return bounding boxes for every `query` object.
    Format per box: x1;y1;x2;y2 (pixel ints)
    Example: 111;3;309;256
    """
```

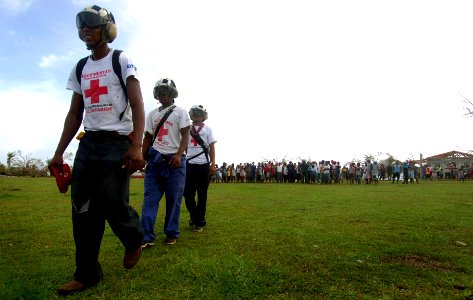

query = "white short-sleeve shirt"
186;124;217;165
145;105;191;154
66;49;139;134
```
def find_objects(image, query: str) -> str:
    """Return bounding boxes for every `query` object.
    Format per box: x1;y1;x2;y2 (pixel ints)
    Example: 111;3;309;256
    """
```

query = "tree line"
0;150;73;177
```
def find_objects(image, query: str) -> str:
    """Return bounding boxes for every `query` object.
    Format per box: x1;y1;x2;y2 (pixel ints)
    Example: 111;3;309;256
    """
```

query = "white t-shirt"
66;49;139;134
145;105;191;154
186;123;217;165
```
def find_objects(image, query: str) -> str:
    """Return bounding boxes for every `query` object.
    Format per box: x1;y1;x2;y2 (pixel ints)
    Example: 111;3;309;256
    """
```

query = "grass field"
0;177;472;299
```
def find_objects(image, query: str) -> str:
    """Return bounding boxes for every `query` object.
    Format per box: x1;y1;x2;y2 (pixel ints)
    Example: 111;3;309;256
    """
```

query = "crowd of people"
213;160;473;184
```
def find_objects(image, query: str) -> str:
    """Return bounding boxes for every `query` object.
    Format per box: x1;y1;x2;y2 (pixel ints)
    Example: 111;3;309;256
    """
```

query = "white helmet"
153;78;178;99
189;105;208;121
76;5;117;44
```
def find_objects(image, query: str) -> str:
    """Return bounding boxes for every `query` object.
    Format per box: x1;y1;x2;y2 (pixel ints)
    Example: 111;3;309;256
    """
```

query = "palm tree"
6;152;15;168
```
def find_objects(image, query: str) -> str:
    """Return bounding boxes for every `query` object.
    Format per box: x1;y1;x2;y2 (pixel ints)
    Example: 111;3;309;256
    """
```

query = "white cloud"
39;52;74;68
0;0;34;13
0;80;79;164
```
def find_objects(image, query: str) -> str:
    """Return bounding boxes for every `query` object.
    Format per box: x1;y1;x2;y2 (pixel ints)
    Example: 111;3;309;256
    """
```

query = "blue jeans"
141;148;186;242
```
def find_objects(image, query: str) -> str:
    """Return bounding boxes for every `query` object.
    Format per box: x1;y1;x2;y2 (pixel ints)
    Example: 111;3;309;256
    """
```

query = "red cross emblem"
157;126;168;141
85;79;108;104
190;137;199;146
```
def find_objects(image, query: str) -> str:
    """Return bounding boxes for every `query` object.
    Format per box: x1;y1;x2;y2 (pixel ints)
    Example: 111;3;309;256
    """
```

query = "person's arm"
123;76;145;172
209;142;216;175
141;132;153;162
48;92;84;169
169;126;190;168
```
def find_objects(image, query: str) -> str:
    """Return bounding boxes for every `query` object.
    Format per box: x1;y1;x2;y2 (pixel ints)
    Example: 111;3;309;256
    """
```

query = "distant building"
425;151;473;169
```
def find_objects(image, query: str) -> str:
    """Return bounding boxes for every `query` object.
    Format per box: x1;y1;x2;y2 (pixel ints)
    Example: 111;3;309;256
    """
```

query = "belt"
85;130;129;140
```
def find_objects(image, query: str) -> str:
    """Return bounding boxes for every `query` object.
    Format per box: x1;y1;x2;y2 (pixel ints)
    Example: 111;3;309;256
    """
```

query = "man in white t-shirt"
49;5;145;295
140;78;191;247
183;105;217;232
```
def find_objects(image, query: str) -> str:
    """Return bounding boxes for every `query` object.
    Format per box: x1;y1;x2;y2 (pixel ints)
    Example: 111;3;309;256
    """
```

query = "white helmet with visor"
189;105;208;121
76;5;117;44
153;78;178;99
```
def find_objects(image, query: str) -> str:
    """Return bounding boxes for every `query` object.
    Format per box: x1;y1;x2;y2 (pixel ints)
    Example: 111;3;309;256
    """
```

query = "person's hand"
169;154;182;168
48;154;64;172
210;164;216;176
123;145;145;174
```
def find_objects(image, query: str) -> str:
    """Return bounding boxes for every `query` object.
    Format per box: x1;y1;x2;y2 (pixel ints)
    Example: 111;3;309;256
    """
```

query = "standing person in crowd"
379;163;386;180
355;162;362;184
323;161;331;184
221;162;228;182
314;162;321;184
425;165;432;180
348;162;355;184
386;163;393;181
392;161;401;183
140;78;191;248
276;163;283;183
437;165;444;180
458;166;466;182
402;160;410;184
372;161;379;184
235;164;241;182
48;5;145;295
365;160;373;184
240;163;246;182
184;105;217;232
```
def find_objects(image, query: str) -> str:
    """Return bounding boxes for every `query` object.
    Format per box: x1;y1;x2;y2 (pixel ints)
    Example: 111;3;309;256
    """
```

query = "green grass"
1;178;472;299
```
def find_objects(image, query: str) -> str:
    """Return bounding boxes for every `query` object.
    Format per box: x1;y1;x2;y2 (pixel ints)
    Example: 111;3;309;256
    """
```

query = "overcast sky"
1;0;472;166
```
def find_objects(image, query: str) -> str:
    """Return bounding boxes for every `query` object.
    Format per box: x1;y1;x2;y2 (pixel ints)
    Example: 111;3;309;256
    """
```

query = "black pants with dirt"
183;163;210;227
71;133;144;285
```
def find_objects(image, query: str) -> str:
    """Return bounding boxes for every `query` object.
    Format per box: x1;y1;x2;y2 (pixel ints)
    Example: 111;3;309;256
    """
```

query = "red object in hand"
50;164;72;193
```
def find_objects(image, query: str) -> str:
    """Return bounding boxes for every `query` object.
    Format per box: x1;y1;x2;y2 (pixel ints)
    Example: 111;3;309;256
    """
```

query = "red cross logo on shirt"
157;126;168;141
85;79;108;104
190;137;199;146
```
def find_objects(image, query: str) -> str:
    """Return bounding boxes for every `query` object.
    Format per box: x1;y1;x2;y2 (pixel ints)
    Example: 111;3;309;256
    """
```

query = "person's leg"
183;163;198;226
195;164;210;227
163;156;187;239
141;156;165;243
97;139;144;251
69;139;104;286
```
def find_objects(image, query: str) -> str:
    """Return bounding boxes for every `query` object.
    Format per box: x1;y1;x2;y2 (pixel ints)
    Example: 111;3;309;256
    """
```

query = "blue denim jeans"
71;132;144;285
141;148;186;242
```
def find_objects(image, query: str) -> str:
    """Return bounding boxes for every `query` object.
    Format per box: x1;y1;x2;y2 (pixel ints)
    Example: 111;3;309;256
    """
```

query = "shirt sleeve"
179;108;192;129
206;126;217;144
66;64;82;94
119;51;140;82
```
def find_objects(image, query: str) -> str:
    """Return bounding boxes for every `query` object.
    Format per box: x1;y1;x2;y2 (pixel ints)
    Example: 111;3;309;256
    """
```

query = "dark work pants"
71;133;144;285
184;163;210;227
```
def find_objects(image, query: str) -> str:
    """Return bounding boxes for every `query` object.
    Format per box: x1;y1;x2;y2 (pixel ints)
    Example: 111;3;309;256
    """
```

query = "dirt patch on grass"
382;254;454;272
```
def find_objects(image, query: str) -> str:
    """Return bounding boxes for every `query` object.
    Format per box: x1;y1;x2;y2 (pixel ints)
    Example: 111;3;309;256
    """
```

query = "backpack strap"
75;49;128;120
112;50;129;121
75;56;88;85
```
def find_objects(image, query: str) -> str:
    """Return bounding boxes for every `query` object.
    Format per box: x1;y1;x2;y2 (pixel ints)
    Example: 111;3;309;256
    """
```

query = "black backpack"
75;49;128;120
